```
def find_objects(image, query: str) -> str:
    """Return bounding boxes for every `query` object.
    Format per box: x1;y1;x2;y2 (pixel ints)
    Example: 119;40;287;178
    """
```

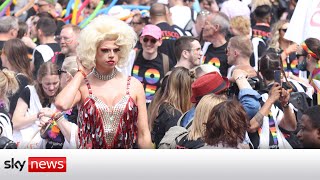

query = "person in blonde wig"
76;15;137;70
55;15;152;149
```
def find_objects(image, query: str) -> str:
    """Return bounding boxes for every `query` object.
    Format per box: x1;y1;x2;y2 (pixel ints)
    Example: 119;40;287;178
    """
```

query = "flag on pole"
284;0;320;43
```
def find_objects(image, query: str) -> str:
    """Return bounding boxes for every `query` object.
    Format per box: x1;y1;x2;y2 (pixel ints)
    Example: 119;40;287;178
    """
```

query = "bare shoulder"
128;76;144;97
130;76;143;88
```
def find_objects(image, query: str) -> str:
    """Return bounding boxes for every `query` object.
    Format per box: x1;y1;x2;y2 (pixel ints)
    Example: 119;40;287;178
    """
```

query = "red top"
78;76;138;149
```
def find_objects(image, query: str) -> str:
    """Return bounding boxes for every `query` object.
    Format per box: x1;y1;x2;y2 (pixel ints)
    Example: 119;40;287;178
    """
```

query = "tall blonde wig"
187;94;227;141
77;15;137;69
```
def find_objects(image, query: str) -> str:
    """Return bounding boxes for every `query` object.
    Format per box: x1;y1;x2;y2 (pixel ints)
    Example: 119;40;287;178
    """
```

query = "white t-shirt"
170;6;196;30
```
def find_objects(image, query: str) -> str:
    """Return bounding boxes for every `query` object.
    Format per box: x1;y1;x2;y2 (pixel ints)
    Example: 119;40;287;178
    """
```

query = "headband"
301;42;318;59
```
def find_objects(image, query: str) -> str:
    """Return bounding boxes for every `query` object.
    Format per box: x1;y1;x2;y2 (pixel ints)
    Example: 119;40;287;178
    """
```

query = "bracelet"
78;69;87;78
235;76;245;81
55;115;64;123
51;111;60;120
283;102;290;108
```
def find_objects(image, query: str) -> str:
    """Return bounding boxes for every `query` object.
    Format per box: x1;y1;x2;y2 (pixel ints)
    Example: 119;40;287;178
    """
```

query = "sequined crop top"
78;76;138;149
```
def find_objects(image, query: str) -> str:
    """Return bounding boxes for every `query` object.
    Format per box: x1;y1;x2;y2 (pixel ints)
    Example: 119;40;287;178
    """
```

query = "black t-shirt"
252;23;271;44
132;51;169;104
8;74;31;115
267;48;300;76
249;39;267;67
156;22;180;65
151;103;182;148
55;53;65;69
33;43;61;78
45;106;78;149
203;42;229;77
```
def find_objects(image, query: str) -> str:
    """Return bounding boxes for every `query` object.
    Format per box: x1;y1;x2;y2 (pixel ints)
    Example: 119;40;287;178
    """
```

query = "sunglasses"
130;21;143;25
36;3;49;7
280;28;287;33
296;53;308;59
58;69;67;75
57;36;73;44
143;37;157;44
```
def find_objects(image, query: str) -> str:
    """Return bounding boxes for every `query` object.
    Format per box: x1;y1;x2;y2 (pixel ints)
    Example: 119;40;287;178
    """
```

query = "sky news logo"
4;157;66;172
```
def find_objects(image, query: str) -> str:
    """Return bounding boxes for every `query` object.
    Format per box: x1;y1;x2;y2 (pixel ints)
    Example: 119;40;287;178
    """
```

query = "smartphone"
274;70;282;85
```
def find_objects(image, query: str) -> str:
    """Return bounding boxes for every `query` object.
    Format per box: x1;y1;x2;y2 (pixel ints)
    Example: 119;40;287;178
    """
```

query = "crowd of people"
0;0;320;149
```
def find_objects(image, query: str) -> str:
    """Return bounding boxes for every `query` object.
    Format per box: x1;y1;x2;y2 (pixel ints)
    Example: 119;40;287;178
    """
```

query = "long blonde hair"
187;94;227;141
148;67;193;130
268;20;289;51
0;69;19;109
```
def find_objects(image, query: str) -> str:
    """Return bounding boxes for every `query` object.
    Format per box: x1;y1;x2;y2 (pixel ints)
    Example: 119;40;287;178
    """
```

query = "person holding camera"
249;52;298;149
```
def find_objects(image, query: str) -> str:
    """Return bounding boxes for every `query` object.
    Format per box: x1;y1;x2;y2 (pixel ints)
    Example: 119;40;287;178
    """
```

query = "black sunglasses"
143;37;157;44
58;69;67;75
280;28;287;33
296;53;307;59
35;3;49;7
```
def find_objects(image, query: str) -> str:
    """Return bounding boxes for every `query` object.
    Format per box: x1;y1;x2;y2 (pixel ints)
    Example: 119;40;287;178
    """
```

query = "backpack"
0;136;17;149
158;126;188;149
158;112;192;149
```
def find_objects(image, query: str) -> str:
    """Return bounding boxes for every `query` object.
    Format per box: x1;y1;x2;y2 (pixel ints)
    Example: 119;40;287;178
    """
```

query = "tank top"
78;76;138;149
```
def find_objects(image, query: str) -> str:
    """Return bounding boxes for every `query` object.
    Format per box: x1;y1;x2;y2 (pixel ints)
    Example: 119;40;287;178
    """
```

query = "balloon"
63;14;72;22
119;5;150;10
76;0;90;24
96;0;118;15
79;0;104;29
0;0;11;17
71;0;80;25
193;0;201;13
0;0;11;12
65;0;74;24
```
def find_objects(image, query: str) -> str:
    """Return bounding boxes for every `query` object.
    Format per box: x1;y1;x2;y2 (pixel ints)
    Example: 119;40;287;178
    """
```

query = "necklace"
93;68;117;81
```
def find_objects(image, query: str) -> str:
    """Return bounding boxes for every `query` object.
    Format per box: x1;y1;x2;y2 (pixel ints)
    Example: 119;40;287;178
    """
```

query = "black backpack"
0;136;17;149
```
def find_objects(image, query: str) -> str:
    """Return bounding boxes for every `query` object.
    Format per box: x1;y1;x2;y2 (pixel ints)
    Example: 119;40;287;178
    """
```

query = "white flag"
284;0;320;43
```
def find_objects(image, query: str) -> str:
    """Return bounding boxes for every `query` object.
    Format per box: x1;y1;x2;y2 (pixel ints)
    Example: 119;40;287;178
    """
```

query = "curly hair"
203;100;248;148
77;15;137;70
268;20;289;51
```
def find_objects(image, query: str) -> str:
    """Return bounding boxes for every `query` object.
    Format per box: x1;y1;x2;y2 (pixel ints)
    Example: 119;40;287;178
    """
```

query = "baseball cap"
141;24;162;40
